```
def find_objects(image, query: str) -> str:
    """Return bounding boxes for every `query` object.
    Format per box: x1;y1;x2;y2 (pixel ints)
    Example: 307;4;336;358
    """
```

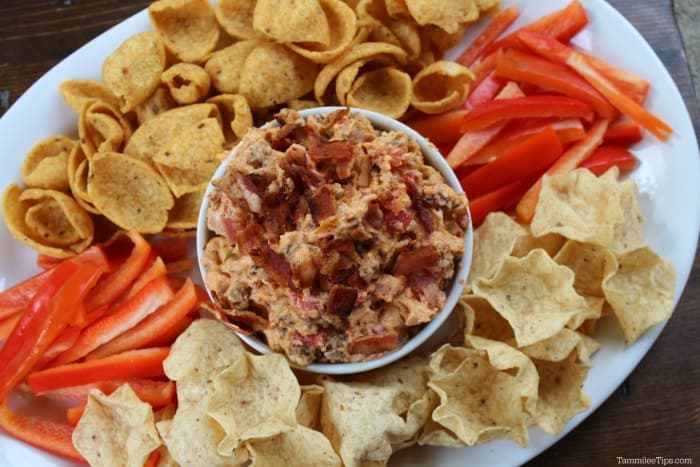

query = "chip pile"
3;0;495;255
72;167;676;466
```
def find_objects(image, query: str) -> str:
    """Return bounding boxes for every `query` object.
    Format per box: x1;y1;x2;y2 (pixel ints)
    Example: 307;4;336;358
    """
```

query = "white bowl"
197;106;473;374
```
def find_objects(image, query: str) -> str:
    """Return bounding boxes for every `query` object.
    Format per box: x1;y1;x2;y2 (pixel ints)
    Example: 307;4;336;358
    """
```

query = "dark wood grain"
0;0;698;465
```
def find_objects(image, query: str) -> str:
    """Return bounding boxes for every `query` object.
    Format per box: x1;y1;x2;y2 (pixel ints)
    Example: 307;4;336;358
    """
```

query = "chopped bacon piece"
236;172;262;196
270;121;302;151
348;331;399;355
407;271;441;293
392;245;440;276
236;222;264;255
384;209;413;234
309;185;336;223
329;266;367;288
263;195;292;238
327;285;358;317
405;180;436;232
308;137;353;162
259;246;296;290
363;202;384;229
281;145;322;189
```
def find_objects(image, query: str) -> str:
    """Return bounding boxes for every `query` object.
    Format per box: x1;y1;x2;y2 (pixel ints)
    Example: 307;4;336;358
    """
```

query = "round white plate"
0;1;698;466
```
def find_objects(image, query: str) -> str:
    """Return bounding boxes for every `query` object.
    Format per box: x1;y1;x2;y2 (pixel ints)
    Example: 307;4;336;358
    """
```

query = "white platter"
0;0;698;466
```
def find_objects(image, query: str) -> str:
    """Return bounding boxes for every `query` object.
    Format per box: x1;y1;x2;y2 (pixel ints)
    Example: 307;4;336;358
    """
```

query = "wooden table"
0;1;698;465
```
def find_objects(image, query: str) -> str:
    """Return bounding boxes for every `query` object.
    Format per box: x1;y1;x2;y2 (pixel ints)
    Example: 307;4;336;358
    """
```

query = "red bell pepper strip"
579;50;650;104
27;347;170;394
461;126;563;199
35;327;82;371
457;6;520;67
111;256;167;310
66;404;84;427
149;236;188;263
0;261;106;401
516;31;671;141
447;81;525;168
580;145;637;176
406;109;469;144
495;48;615;119
465;118;585;167
460;95;594;132
484;0;588;55
146;316;194;347
604;120;644;146
0;312;21;343
86;279;197;360
470;50;501;89
469;176;537;227
515;120;609;222
0;245;106;320
0;399;84;462
464;71;505;110
52;276;174;365
84;231;152;312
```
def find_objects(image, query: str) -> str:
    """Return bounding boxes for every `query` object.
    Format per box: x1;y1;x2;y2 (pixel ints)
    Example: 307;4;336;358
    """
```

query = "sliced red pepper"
406;109;469;144
27;347;170;394
579;50;650;104
516;31;671;141
470;50;501;89
149;236;188;263
0;399;83;462
36;254;62;270
447;81;525;168
111;256;167;310
145;316;194;347
0;261;106;401
0;312;21;344
469;176;538;227
485;0;588;55
457;6;520;67
515;120;609;222
84;231;152;312
495;48;615;119
466;118;585;167
66;404;84;427
52;276;174;365
464;71;505;110
460;95;594;132
604;120;644;146
461;126;563;199
86;279;197;360
580;145;637;176
0;245;106;320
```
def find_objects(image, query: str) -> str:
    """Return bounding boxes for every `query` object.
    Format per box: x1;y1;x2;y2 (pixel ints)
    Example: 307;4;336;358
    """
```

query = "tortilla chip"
149;0;219;63
319;356;431;467
102;32;166;112
59;80;120;114
405;0;484;34
473;249;591;347
554;240;619;298
78;99;132;159
161;63;211;105
207;352;300;454
124;103;221;162
520;328;596;364
215;0;259;39
426;339;538;447
88;152;174;233
205;40;262;94
411;60;473;113
239;43;318;108
73;385;162;467
611;177;646;254
207;94;253;143
21;135;75;191
67;146;100;215
167;188;205;230
531;168;626;248
247;425;341;467
346;66;411;119
467;211;525;291
134;86;178;126
462;295;514;343
253;0;330;46
385;0;410;17
297;384;324;430
288;0;356;64
602;247;676;344
512;230;566;259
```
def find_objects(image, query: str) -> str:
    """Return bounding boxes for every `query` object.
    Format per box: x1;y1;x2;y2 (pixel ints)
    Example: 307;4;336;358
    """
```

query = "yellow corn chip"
554;240;619;298
21;135;75;191
405;0;481;34
149;0;219;63
411;60;474;114
167;188;205;230
462;295;514;343
611;177;646;254
59;80;120;114
134;86;178;126
346;66;412;119
253;0;330;46
161;63;211;105
205;40;262;94
247;425;341;467
207;94;253;143
78;99;132;159
297;384;324;430
215;0;260;40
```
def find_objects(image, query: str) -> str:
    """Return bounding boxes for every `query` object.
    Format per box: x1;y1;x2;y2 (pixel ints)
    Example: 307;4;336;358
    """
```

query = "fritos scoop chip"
247;425;341;467
214;0;259;40
78;99;132;159
67;145;100;215
72;385;162;467
238;43;318;108
531;168;626;248
602;247;676;344
253;0;331;46
167;188;205;230
20;135;74;191
287;0;358;63
87;152;174;233
161;63;211;105
59;80;120;113
346;66;412;118
205;40;262;94
405;0;483;34
411;60;474;113
149;0;220;63
473;249;591;347
102;32;166;113
2;184;93;258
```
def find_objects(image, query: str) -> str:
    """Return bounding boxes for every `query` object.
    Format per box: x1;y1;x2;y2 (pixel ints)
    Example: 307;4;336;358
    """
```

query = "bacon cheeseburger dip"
201;108;469;366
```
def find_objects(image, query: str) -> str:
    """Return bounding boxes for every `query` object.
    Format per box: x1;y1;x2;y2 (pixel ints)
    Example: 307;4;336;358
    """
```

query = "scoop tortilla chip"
88;152;174;233
207;94;253;143
473;249;591;347
205;40;262;94
73;385;162;467
59;80;120;114
405;0;480;34
149;0;219;63
520;328;596;364
462;295;514;343
167;188;205;230
346;66;411;119
411;60;473;114
134;86;177;126
215;0;259;39
287;0;358;63
102;32;166;113
78;99;132;159
602;247;676;344
253;0;330;46
554;240;619;298
531;168;625;248
161;63;211;105
21;135;75;191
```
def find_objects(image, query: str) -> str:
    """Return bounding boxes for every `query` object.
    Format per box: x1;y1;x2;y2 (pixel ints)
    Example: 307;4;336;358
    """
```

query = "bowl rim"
196;106;473;375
